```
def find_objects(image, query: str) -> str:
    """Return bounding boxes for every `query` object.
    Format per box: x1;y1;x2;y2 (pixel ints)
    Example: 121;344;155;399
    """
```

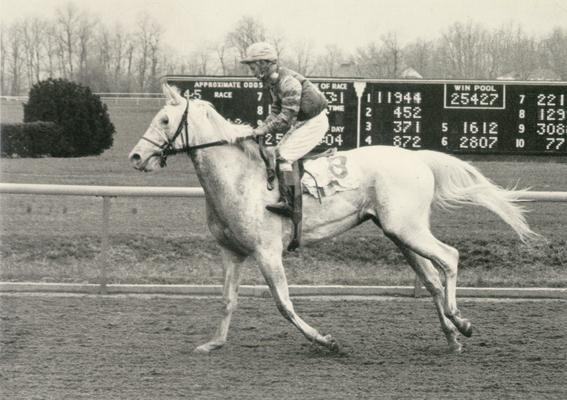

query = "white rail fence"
1;182;566;295
1;93;164;106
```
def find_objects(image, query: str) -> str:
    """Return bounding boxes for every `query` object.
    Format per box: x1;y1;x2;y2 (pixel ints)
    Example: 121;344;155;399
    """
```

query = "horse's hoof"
194;341;223;354
194;345;210;354
324;335;340;352
329;340;340;353
449;341;463;354
459;319;473;338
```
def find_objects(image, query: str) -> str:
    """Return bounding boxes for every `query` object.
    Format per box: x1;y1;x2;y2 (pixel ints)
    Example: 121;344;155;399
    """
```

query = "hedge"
0;122;69;157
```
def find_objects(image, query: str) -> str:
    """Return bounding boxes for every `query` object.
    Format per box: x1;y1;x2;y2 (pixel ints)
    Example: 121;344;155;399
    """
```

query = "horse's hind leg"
254;249;339;352
195;247;245;353
384;225;473;338
395;242;462;353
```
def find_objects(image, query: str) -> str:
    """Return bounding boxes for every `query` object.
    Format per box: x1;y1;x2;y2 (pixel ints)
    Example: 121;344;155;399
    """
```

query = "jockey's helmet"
240;42;278;64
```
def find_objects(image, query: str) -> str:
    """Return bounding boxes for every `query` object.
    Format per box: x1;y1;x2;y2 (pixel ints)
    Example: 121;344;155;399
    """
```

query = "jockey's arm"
253;76;301;137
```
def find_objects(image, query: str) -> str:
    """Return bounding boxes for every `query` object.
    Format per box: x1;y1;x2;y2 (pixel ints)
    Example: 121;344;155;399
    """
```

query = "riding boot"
266;166;294;218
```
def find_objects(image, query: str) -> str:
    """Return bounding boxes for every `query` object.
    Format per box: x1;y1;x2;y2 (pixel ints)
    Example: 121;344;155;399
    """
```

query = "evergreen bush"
23;78;115;157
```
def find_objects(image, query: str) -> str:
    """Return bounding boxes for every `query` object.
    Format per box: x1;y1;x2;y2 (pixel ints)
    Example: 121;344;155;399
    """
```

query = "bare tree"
381;32;402;77
403;39;433;78
21;17;46;87
268;29;287;60
76;12;98;85
214;42;242;75
0;23;8;94
55;2;80;79
508;29;539;80
437;21;492;78
318;44;344;77
98;27;112;78
135;13;162;92
43;22;58;78
215;42;229;75
353;42;384;78
124;39;136;92
290;40;315;76
109;24;132;90
191;45;213;75
7;22;25;95
148;24;163;92
541;27;567;80
226;16;266;57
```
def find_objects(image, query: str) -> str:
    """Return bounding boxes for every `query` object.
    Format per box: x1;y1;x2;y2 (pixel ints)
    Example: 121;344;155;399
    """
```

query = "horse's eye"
161;116;169;125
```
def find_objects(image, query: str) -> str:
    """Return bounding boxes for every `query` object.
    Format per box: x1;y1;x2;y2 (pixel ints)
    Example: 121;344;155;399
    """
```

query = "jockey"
241;41;329;217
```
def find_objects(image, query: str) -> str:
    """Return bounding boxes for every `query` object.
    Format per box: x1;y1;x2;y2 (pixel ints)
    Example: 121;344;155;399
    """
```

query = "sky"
1;0;566;55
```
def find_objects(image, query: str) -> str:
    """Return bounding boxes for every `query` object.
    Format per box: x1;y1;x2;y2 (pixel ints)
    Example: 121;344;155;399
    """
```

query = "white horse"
129;84;538;354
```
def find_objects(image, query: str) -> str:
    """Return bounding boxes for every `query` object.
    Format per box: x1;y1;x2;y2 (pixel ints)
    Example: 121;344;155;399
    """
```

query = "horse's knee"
423;281;444;298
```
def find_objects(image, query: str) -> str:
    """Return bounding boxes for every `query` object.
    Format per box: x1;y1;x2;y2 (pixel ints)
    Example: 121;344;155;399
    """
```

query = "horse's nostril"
131;153;141;163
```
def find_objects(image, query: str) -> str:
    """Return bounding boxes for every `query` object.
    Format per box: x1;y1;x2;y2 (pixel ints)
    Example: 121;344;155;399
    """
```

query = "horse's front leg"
194;246;245;353
255;248;340;352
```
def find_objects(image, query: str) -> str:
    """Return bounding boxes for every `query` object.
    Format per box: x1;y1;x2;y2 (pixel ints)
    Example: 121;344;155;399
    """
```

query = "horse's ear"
162;83;184;105
162;83;174;104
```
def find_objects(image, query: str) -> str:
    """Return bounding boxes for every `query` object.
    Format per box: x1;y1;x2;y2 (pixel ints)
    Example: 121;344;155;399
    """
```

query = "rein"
141;94;256;167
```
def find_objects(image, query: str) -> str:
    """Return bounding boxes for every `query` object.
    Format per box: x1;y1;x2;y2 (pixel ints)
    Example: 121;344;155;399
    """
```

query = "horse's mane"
191;99;261;161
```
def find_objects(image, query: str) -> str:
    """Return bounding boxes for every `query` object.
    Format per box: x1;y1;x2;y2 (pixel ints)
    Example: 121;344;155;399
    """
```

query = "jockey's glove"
252;127;267;137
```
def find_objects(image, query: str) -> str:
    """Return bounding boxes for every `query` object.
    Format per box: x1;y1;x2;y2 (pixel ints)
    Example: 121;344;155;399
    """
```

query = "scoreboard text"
166;76;567;155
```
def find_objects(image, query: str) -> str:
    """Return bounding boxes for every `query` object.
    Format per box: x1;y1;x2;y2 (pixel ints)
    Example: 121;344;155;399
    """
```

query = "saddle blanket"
302;154;360;198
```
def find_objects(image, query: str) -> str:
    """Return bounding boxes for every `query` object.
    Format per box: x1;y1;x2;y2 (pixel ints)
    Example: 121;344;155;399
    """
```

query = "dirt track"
1;294;565;399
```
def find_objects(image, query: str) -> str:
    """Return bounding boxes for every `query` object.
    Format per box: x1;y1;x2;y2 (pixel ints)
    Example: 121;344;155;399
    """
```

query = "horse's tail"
416;150;540;244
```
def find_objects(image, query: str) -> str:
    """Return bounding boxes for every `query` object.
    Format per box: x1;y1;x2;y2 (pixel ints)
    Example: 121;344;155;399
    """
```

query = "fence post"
99;196;112;294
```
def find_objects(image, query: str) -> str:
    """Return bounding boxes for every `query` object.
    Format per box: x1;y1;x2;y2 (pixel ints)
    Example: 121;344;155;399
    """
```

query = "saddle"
259;143;336;251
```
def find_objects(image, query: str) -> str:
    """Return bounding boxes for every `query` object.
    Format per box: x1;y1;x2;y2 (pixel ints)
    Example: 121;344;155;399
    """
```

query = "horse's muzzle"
129;152;143;170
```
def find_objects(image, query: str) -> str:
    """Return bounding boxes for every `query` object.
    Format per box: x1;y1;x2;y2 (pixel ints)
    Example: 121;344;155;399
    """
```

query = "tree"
381;32;402;77
288;40;316;76
0;23;7;94
7;22;25;95
192;45;213;75
541;28;567;80
135;13;162;92
226;16;266;75
268;29;287;60
226;16;266;57
22;18;45;88
403;39;433;78
318;44;344;77
76;13;98;85
43;23;58;78
353;42;384;78
55;3;80;79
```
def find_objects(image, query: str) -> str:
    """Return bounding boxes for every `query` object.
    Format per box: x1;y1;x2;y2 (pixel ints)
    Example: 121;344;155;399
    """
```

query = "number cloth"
302;155;361;198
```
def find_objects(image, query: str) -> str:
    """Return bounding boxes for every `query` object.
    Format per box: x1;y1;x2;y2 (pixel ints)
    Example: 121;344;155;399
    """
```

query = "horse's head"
129;83;190;172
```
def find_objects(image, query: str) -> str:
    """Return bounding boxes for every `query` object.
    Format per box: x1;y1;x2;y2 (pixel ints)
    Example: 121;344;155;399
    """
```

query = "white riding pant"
276;111;329;171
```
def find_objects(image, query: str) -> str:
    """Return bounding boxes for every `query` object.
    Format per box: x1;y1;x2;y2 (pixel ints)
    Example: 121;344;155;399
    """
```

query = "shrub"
23;78;115;157
0;122;68;157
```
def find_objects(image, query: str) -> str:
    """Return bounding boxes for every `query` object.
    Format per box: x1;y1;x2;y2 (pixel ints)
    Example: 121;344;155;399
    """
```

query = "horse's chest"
206;205;258;254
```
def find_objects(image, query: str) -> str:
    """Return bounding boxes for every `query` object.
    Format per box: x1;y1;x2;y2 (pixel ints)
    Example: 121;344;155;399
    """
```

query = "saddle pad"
302;154;360;198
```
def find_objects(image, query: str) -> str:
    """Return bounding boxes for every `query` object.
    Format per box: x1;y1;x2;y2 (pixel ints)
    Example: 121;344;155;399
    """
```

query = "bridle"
141;91;256;167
